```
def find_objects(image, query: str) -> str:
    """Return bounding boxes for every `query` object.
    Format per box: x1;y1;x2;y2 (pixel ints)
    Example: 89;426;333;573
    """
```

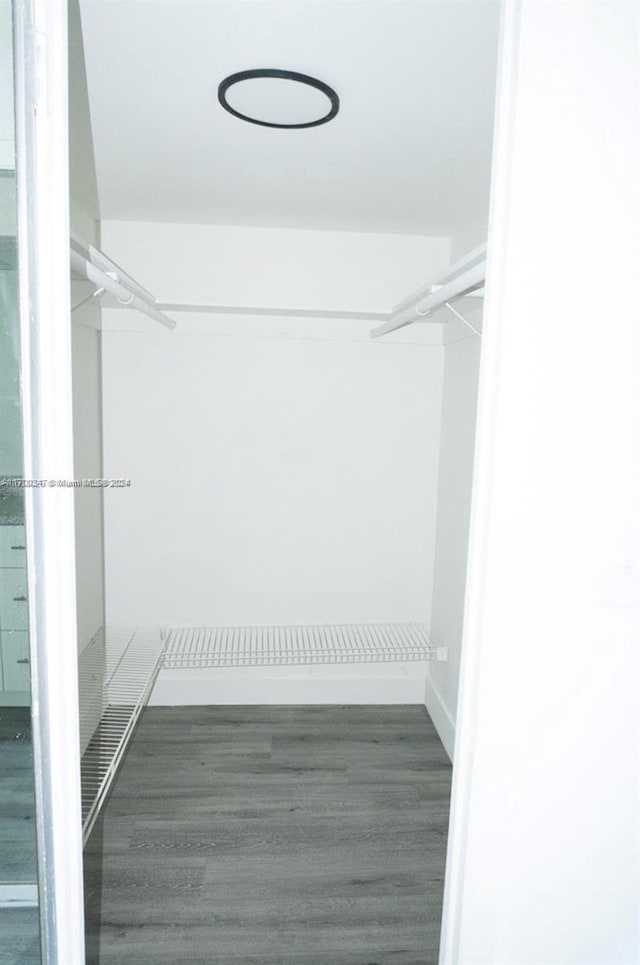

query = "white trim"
100;308;447;344
439;3;522;962
13;2;86;961
155;302;391;322
0;884;39;908
150;662;431;706
424;669;455;762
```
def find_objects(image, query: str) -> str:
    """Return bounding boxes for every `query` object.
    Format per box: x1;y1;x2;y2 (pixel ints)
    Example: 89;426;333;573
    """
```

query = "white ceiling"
79;0;500;237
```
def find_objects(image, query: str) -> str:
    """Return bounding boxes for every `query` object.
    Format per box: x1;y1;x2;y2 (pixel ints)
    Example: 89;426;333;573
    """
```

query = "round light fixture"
218;69;339;130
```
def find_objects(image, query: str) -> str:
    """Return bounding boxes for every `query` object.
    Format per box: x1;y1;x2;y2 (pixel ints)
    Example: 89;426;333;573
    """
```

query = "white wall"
69;0;99;221
71;199;105;655
0;0;14;171
442;2;640;962
101;220;450;315
70;0;105;755
102;328;443;627
0;0;19;484
426;330;481;758
100;221;448;630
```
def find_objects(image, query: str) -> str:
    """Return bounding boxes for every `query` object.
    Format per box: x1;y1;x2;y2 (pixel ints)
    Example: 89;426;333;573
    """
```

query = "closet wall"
427;322;481;756
426;208;484;754
69;0;104;659
71;200;104;656
99;220;450;631
444;3;640;958
70;0;105;751
0;0;11;172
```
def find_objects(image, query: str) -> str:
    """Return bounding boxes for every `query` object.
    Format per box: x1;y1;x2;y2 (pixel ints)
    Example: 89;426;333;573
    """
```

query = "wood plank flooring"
84;705;452;965
0;908;40;965
0;708;37;884
0;709;40;965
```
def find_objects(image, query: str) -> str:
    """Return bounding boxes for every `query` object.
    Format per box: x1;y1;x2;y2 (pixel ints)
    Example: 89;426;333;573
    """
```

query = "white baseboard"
0;883;38;908
424;669;455;761
149;661;431;706
0;691;30;707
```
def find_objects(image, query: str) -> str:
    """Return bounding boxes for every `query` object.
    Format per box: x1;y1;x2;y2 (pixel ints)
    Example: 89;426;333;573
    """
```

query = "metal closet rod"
69;233;486;336
370;242;487;339
70;237;176;330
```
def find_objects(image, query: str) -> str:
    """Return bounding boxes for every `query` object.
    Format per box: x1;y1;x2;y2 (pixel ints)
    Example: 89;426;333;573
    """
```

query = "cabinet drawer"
1;631;30;692
0;568;28;631
0;526;26;568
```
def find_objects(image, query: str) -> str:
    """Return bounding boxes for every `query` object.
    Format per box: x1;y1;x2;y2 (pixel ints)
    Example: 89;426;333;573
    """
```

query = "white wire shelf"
80;622;445;840
162;623;446;670
80;628;165;842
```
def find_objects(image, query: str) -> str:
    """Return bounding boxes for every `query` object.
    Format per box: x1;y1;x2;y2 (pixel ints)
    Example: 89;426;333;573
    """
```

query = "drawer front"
0;526;27;568
1;630;30;692
0;568;28;631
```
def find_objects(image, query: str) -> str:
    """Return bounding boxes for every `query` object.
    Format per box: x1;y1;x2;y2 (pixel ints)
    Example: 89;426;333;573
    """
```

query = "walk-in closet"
68;4;495;961
64;3;497;960
3;1;639;963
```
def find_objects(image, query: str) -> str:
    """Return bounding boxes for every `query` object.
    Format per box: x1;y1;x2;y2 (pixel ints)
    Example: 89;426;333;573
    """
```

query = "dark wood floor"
0;908;40;965
0;708;37;884
0;708;40;965
85;705;452;965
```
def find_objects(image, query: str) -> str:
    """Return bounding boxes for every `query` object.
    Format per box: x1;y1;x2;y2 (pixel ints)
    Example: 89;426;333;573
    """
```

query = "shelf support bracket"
444;301;481;336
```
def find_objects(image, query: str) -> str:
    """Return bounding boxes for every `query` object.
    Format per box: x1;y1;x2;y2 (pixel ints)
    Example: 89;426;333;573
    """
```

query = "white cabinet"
0;524;29;693
1;631;30;692
0;565;28;631
0;524;26;568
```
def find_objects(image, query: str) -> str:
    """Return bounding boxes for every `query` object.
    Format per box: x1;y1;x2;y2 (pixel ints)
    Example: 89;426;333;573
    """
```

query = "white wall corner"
424;668;455;761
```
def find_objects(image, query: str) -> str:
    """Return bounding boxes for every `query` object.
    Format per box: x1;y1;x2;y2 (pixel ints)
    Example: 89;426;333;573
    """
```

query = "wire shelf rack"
80;628;165;842
162;623;446;669
80;623;445;841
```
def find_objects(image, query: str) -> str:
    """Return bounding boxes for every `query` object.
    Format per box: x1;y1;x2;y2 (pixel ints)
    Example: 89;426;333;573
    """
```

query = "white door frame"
13;1;85;961
438;2;520;958
440;1;640;961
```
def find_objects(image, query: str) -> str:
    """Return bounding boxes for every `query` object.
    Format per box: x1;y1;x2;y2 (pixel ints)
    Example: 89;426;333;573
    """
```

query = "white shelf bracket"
444;301;481;336
371;243;487;339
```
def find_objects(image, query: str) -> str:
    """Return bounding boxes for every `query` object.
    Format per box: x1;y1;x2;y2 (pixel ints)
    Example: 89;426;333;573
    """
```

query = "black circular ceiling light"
218;69;339;130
